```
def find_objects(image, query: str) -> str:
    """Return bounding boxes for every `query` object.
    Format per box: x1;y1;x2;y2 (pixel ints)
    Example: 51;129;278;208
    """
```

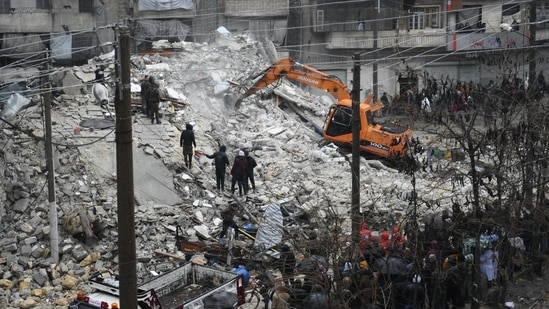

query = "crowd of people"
238;201;547;309
385;72;548;123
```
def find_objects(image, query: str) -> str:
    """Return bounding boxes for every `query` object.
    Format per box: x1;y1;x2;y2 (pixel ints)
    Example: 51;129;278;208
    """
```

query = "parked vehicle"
68;261;245;309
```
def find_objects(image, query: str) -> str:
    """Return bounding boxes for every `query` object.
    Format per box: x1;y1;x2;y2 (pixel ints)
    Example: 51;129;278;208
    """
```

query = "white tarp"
1;93;31;120
50;33;72;61
253;203;284;252
138;0;194;11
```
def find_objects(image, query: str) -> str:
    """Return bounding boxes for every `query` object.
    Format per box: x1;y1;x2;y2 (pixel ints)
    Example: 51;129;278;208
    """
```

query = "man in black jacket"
244;150;257;193
179;123;196;169
206;145;230;192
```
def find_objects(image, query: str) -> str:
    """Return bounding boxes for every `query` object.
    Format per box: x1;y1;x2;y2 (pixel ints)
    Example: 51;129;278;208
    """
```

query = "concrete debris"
0;31;481;308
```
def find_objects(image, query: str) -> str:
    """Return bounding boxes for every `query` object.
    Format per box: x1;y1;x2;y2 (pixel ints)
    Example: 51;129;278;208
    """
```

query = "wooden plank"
154;249;186;260
161;97;188;106
76;206;95;239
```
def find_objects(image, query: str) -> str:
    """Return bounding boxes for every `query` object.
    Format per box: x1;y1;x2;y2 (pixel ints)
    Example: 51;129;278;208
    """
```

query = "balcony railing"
224;0;288;17
324;28;549;51
326;31;447;50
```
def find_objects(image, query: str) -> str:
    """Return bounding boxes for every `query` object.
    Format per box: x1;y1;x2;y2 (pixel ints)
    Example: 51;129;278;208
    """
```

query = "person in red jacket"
230;150;248;196
359;221;372;255
391;226;406;251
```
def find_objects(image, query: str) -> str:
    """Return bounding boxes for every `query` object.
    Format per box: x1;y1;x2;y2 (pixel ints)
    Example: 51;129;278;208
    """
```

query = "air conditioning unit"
316;10;324;31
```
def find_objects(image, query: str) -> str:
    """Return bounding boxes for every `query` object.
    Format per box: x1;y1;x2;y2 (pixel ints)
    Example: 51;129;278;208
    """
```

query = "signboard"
450;31;530;51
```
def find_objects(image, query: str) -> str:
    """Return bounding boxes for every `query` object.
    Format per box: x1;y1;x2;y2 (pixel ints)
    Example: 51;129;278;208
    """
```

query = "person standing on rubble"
140;75;150;116
179;123;196;169
94;65;106;82
207;145;230;192
244;149;257;193
219;203;239;240
147;76;162;125
231;150;248;196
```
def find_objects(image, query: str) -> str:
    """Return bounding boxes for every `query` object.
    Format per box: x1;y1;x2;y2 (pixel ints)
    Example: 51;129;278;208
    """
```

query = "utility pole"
524;0;536;208
44;51;59;264
351;53;361;247
115;26;137;308
372;0;380;100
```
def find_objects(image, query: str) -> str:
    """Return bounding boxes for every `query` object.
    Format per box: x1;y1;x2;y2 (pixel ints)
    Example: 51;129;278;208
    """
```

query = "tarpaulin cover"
254;202;284;251
132;19;189;43
138;0;195;11
0;93;31;120
50;33;72;61
50;32;101;64
0;34;45;58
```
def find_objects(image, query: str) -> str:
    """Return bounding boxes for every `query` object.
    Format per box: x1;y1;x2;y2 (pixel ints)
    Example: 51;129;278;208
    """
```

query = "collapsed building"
0;30;545;308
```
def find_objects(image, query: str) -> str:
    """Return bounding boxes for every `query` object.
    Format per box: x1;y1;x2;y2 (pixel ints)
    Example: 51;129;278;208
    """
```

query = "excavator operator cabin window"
332;106;352;127
326;106;354;136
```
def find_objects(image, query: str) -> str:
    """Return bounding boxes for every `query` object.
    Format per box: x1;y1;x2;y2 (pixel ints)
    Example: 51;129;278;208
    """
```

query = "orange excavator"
225;57;412;159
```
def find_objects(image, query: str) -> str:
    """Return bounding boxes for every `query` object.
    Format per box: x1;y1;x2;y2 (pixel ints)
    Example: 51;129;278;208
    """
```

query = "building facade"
1;0;548;99
295;0;549;100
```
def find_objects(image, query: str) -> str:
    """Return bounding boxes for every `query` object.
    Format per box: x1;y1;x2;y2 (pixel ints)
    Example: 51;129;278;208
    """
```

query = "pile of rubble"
0;31;472;308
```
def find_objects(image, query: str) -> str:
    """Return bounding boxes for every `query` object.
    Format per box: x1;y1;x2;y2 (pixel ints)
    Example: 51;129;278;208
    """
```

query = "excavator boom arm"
243;58;351;101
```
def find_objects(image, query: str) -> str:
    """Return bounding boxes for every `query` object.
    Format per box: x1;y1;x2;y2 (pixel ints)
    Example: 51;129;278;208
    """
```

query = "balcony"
224;0;288;17
326;30;447;50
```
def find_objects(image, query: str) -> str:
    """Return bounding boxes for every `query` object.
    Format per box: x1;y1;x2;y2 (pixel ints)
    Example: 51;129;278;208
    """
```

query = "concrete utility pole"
115;26;137;309
44;51;59;264
351;53;361;246
372;0;380;100
524;0;537;208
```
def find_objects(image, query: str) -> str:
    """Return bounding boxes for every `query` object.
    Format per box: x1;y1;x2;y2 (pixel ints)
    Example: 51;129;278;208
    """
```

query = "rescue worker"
179;123;196;169
230;150;248;196
140;75;150;116
244;150;257;193
206;145;230;192
147;76;161;125
94;65;106;82
219;203;239;240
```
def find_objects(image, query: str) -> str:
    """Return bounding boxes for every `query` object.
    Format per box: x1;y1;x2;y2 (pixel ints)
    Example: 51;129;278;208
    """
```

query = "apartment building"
1;0;548;99
0;0;288;65
297;0;549;99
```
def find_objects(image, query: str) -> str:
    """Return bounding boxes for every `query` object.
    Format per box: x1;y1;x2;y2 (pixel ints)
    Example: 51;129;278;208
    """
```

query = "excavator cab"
323;95;412;159
325;104;354;137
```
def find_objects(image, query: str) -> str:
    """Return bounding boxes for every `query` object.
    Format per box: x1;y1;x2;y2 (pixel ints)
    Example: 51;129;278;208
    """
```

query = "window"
456;5;484;33
314;0;397;32
316;10;324;31
0;0;10;14
409;6;440;30
537;0;549;29
502;4;520;16
79;0;93;13
36;0;49;10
